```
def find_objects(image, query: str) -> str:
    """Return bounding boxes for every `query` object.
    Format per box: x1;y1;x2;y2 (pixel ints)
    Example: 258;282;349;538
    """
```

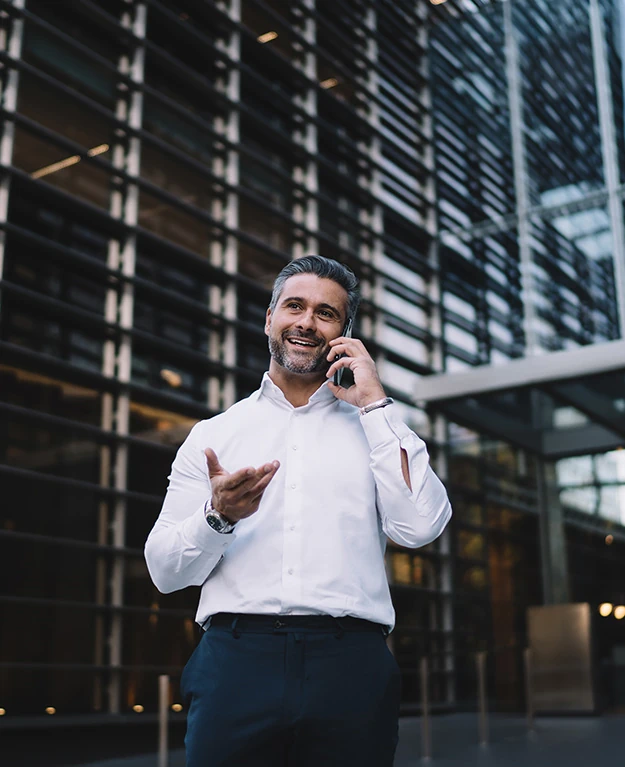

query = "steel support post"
589;0;625;338
0;0;25;288
503;0;538;355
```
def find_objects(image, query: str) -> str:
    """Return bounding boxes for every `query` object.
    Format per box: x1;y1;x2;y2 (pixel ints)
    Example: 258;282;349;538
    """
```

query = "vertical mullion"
0;0;25;289
361;2;381;343
211;0;240;410
293;0;319;258
504;0;538;356
589;0;625;339
105;0;147;715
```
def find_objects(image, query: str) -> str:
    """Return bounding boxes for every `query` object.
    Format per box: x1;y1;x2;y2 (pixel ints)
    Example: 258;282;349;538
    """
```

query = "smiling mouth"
287;338;319;349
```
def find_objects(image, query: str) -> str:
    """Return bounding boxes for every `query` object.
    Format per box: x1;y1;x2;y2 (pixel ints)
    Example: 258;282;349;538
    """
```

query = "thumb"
327;381;348;401
204;448;225;477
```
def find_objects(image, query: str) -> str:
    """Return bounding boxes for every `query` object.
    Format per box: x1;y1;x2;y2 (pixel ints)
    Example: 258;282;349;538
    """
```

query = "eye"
318;310;333;319
287;302;301;310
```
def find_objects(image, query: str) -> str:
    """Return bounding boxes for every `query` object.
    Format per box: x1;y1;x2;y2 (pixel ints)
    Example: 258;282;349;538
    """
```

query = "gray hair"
268;255;360;324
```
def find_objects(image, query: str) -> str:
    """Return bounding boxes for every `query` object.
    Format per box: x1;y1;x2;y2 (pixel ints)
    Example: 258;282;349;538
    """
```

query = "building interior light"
45;707;56;715
0;708;6;716
430;0;448;5
599;602;613;617
31;143;110;180
320;77;339;89
257;31;278;44
160;369;183;388
615;605;625;620
605;534;614;545
132;704;144;713
171;703;183;712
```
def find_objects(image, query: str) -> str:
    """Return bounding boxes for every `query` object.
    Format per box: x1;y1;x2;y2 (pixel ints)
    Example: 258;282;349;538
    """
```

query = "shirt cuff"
359;402;411;450
182;501;236;551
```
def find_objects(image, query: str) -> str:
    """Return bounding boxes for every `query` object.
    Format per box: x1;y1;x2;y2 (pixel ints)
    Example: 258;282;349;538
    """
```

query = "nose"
295;308;316;332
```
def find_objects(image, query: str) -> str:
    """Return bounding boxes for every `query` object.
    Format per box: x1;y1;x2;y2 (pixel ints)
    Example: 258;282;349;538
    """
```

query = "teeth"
289;339;316;347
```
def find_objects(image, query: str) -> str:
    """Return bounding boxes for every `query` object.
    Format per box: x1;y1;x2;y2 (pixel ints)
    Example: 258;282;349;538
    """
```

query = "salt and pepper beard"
268;331;332;375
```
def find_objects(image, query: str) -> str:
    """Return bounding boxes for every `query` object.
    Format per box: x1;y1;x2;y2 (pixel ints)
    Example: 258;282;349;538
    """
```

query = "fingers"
325;355;353;381
210;458;280;522
223;462;278;494
221;466;257;491
241;462;281;499
204;448;224;478
328;337;368;354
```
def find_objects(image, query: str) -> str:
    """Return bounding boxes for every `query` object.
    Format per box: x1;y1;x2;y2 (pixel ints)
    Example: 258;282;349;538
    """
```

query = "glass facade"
429;0;625;714
432;0;625;366
1;0;624;737
0;0;446;722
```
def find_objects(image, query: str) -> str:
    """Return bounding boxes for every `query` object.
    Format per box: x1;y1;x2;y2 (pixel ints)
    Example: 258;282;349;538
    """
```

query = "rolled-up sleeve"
359;404;452;548
144;422;235;594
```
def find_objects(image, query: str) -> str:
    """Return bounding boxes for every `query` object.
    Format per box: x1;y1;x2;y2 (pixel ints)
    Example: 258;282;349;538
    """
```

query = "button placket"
281;411;303;606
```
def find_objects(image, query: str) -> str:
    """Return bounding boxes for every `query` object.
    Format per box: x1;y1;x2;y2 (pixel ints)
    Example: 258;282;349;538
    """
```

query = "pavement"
80;712;625;767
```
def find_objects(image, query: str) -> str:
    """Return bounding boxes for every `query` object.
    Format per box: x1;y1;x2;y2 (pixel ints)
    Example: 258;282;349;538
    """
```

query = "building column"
589;0;625;338
99;0;147;714
210;0;241;411
292;0;318;259
0;0;25;288
360;2;382;343
503;0;538;355
537;458;570;604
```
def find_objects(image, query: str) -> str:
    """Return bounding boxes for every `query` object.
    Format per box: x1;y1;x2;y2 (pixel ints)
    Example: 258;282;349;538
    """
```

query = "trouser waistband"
204;612;389;636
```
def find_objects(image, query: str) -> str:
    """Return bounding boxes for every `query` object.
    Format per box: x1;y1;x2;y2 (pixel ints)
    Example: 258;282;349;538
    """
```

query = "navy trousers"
180;616;401;766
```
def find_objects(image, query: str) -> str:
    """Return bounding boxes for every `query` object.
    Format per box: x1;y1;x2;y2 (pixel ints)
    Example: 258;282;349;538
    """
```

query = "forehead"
279;274;348;313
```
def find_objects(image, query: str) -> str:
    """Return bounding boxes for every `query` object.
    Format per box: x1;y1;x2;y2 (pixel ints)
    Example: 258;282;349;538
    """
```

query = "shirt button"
292;445;298;450
290;525;295;532
288;568;294;575
290;483;296;489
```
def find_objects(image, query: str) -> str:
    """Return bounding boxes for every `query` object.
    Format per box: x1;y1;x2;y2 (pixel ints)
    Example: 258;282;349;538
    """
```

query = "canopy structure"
416;339;625;458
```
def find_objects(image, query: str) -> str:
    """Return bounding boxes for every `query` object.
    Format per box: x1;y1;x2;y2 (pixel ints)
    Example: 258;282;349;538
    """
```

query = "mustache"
281;330;325;346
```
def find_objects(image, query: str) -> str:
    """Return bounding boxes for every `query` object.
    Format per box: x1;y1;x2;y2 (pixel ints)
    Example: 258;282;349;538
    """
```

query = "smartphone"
333;317;353;387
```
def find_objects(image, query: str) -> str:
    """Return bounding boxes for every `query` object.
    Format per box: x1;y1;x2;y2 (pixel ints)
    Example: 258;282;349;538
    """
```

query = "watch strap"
358;397;394;416
204;499;235;534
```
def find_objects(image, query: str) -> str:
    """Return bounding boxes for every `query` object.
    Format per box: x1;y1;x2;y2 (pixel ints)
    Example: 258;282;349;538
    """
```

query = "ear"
264;308;272;337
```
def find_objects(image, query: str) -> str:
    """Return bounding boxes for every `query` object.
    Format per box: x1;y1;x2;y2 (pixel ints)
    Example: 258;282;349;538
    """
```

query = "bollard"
476;651;488;746
158;674;170;767
420;656;432;760
523;648;534;730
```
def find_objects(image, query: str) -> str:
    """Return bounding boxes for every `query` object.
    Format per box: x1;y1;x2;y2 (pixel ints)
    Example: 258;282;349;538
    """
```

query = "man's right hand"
204;448;280;524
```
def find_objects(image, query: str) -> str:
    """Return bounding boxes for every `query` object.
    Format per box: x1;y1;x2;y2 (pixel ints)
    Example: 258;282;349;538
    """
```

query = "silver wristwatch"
204;499;235;534
359;396;394;416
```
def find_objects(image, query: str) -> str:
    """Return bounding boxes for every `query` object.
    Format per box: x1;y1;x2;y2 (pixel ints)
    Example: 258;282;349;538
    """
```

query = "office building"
0;0;624;746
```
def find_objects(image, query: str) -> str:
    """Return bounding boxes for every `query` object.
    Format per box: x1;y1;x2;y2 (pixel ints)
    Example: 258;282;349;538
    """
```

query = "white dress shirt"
144;373;452;629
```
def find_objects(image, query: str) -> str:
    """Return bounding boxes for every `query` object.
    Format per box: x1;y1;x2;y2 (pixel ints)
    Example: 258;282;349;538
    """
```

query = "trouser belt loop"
200;616;212;632
334;618;345;640
231;615;241;639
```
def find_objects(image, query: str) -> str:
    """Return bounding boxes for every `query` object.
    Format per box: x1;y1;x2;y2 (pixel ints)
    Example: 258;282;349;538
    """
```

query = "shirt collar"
256;371;337;410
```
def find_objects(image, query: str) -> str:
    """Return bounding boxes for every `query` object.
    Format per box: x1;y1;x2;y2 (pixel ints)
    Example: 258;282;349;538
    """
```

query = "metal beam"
546;381;625;439
542;423;624;459
431;398;542;453
416;339;625;404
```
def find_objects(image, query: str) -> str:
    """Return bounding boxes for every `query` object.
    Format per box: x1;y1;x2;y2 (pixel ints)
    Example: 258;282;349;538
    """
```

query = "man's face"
265;274;349;376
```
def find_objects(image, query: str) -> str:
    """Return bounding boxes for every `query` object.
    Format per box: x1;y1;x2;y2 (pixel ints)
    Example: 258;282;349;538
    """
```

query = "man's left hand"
326;336;387;408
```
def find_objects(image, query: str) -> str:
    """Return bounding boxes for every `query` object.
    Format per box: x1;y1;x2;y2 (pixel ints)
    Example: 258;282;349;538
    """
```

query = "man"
145;256;451;767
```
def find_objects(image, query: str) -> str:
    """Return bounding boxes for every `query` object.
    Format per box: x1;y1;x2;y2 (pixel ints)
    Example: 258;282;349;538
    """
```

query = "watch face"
206;511;231;533
206;512;225;531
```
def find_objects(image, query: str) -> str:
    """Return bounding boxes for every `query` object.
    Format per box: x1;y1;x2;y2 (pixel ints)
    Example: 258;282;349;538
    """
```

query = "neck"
267;362;326;407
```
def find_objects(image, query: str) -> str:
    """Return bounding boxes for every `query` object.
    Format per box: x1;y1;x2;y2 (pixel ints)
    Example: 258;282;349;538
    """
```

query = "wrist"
358;389;388;409
359;396;394;416
204;499;236;534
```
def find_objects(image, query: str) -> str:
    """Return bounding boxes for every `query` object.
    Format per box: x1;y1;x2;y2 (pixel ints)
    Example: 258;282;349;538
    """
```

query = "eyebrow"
281;296;342;318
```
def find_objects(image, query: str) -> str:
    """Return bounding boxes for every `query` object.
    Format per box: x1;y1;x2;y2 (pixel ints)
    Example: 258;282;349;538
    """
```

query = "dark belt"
205;612;388;636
